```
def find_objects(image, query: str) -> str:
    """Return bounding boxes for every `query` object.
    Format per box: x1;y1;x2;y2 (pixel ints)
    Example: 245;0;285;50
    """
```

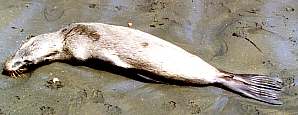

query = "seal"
2;23;282;104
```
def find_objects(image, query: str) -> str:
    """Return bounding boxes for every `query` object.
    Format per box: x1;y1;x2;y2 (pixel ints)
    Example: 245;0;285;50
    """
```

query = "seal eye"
12;61;22;68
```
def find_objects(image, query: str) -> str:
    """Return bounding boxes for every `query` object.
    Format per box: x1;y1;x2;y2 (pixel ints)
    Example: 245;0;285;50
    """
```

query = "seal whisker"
15;71;20;77
16;70;25;78
14;71;20;78
12;72;17;78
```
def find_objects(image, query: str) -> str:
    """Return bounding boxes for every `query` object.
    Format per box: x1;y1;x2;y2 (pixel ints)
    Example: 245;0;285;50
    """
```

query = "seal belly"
125;43;219;84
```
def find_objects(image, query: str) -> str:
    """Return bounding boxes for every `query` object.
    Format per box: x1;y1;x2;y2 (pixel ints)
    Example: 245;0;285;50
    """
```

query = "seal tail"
218;71;283;105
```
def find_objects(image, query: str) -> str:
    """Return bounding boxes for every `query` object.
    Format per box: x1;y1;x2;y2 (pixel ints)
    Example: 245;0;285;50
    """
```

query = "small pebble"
128;22;133;27
52;77;59;83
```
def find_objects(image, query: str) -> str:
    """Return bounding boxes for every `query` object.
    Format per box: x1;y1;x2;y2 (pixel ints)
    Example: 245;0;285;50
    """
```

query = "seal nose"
2;66;11;75
2;60;26;76
2;60;19;73
2;61;13;75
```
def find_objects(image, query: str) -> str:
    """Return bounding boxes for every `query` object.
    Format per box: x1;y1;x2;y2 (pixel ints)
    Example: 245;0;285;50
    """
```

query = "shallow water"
0;0;298;114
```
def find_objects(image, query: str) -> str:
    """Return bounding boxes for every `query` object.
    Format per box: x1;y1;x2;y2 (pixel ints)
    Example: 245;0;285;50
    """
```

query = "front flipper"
103;53;132;69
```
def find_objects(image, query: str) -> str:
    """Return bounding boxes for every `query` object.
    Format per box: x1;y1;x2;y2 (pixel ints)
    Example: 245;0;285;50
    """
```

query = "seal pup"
2;23;282;104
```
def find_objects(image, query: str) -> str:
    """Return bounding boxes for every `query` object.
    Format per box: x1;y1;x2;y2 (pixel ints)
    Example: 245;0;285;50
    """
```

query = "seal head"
3;32;65;76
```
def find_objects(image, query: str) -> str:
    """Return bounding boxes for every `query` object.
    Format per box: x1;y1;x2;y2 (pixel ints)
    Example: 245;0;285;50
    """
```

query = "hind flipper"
218;71;283;105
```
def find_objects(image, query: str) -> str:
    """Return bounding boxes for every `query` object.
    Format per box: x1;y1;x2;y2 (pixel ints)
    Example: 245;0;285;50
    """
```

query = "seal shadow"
64;58;211;87
59;59;256;101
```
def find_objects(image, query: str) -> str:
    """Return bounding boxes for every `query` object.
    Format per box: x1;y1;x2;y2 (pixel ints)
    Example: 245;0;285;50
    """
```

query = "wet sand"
0;0;298;114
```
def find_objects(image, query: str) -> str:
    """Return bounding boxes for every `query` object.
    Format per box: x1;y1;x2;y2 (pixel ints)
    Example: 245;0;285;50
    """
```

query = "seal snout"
2;59;28;77
2;66;15;76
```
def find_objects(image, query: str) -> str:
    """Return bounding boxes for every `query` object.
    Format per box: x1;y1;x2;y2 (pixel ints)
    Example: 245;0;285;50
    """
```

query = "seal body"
62;23;220;84
3;23;282;104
